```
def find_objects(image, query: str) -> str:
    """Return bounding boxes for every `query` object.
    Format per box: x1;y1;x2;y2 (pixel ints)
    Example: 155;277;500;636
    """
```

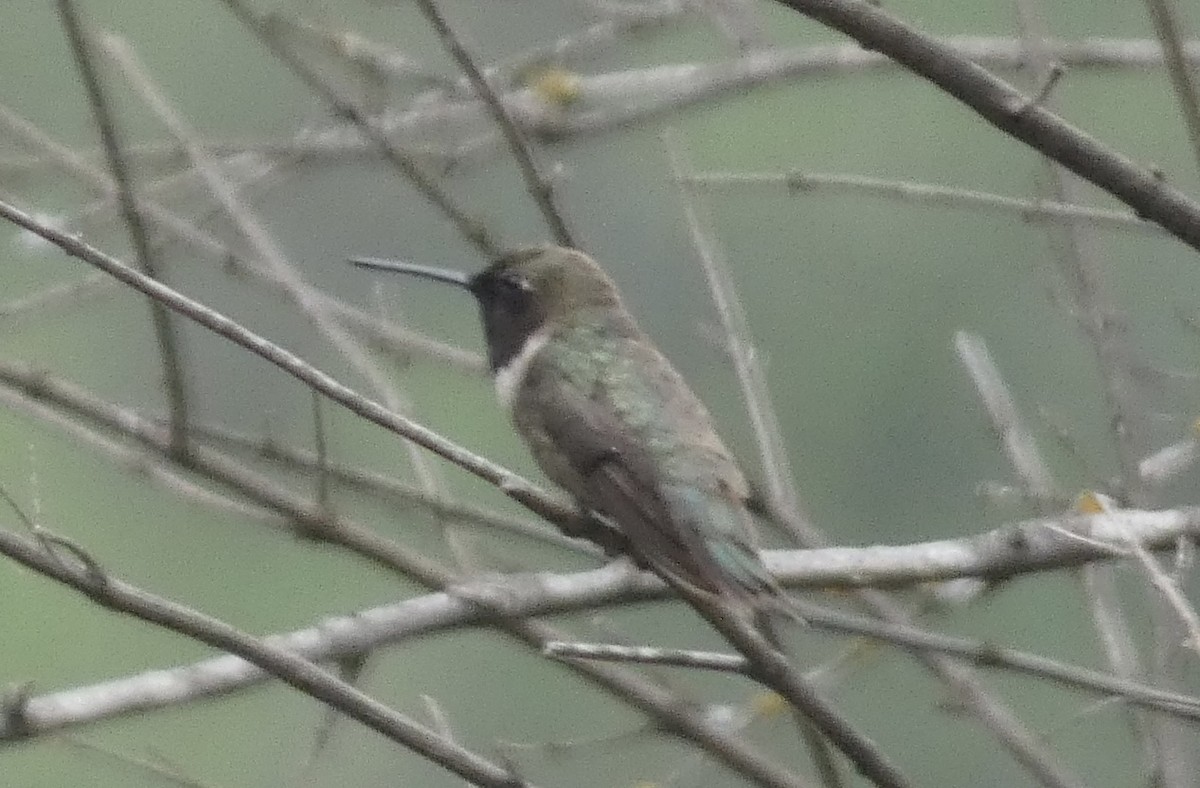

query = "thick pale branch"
10;511;1200;741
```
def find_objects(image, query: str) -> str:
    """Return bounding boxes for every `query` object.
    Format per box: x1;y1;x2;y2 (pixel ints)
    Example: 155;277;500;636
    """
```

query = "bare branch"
954;331;1059;505
0;526;529;787
6;37;1200;180
546;640;750;673
1012;2;1166;780
0;382;281;528
99;34;432;442
58;736;222;788
14;544;1200;739
414;0;576;246
664;132;812;535
685;170;1167;236
1142;0;1200;171
1141;436;1200;487
55;0;191;456
1101;501;1200;656
0;102;481;371
766;0;1200;253
170;417;595;555
216;0;499;256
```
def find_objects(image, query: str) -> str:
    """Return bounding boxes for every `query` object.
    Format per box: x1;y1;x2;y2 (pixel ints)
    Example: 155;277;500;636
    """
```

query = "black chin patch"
471;271;547;372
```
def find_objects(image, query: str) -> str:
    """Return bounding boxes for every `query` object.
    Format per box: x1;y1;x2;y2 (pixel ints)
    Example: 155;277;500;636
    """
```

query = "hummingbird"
351;245;783;628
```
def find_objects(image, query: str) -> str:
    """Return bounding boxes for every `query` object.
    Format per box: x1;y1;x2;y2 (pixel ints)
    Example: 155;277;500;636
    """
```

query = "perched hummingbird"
352;246;782;624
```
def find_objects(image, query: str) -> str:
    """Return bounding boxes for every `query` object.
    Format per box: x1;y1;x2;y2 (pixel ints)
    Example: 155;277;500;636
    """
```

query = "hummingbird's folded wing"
522;372;746;598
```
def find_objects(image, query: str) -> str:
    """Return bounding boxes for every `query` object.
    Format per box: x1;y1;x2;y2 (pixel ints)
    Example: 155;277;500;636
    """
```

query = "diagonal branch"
216;0;499;256
0;102;481;372
1142;0;1200;171
0;526;529;788
99;32;456;551
0;194;568;528
55;0;191;457
664;132;811;532
414;0;576;247
767;0;1200;254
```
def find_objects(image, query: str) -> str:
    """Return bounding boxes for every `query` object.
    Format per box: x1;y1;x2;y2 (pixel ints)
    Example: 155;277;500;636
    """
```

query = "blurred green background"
1;0;1199;786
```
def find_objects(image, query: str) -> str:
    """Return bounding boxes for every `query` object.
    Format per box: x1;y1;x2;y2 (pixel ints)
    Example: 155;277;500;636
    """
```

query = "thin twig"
0;271;111;323
470;2;685;91
1099;502;1200;657
216;0;499;256
55;0;191;457
363;289;471;568
102;35;425;429
170;417;595;555
296;653;368;780
0;383;282;529
686;170;1167;236
5;37;1200;178
276;17;455;89
414;0;576;246
954;331;1060;505
1012;3;1167;783
957;329;1153;775
0;102;481;371
419;694;475;788
58;736;220;788
545;640;749;673
312;391;331;511
1140;436;1200;487
101;36;464;574
664;132;812;536
1142;0;1200;172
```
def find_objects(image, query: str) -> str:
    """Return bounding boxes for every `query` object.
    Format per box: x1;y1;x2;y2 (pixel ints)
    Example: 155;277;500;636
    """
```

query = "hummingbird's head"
350;245;626;374
475;245;622;319
470;245;624;373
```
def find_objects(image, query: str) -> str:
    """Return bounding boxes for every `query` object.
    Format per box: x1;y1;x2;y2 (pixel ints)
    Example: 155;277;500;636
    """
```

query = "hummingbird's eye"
499;273;532;294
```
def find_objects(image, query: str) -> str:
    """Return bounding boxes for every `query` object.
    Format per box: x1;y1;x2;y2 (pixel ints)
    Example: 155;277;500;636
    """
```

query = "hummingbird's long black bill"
348;257;473;290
